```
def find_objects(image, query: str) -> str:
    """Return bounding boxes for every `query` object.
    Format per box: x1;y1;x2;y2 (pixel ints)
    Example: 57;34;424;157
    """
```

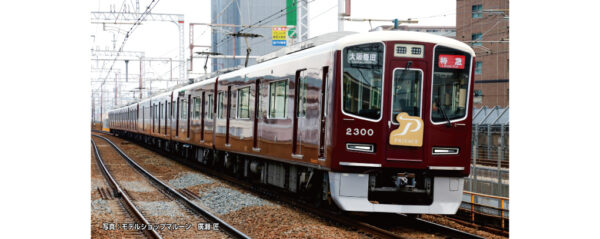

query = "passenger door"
385;60;427;164
292;69;307;158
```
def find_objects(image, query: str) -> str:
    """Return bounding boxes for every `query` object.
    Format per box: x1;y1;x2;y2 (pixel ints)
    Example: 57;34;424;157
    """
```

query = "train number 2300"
346;128;374;136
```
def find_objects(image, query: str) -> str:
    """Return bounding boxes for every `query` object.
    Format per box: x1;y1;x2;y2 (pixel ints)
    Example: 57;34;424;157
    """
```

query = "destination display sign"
347;50;378;65
438;54;466;69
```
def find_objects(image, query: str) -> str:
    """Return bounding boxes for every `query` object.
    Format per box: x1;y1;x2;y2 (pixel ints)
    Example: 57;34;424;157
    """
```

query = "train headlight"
346;143;375;153
432;147;459;155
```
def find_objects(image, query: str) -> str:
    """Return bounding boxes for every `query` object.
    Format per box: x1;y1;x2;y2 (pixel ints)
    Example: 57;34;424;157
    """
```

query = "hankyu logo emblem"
389;112;424;147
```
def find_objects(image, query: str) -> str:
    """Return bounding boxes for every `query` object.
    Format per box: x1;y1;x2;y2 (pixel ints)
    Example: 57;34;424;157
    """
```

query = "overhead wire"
99;0;163;89
194;0;236;40
214;0;314;49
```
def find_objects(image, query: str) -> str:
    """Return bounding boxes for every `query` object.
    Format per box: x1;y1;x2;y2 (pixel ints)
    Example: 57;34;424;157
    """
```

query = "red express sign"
438;54;466;69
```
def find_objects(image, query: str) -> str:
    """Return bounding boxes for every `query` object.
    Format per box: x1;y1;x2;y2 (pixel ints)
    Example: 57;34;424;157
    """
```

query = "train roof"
207;30;475;82
333;30;475;55
258;30;475;63
109;31;474;113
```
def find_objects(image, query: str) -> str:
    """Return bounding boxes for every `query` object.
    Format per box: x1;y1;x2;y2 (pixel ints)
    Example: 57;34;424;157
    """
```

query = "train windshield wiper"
436;101;452;127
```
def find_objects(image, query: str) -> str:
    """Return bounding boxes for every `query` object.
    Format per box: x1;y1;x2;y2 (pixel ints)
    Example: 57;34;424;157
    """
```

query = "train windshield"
342;43;384;120
431;46;471;123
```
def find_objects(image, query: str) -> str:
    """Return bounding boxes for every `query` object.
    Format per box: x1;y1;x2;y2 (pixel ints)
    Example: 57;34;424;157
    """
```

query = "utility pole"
338;0;351;32
297;0;309;42
91;11;185;84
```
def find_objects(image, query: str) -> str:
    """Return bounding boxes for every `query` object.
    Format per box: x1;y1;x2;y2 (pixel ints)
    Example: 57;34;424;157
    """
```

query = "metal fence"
456;191;509;232
467;106;509;197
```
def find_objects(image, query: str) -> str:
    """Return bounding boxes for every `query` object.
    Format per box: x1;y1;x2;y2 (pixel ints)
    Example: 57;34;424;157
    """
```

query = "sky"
92;0;456;56
90;0;457;108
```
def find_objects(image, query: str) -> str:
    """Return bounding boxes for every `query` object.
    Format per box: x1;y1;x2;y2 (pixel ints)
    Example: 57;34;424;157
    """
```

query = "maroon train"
108;31;475;214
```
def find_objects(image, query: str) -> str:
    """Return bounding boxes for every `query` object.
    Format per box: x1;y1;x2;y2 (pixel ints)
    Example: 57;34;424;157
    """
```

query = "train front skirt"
328;172;464;214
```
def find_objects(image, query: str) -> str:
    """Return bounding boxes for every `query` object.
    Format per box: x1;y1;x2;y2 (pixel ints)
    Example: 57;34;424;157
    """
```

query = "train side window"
217;92;225;119
207;93;214;119
194;97;201;120
181;99;187;120
172;100;176;119
164;102;167;119
297;74;307;118
269;80;288;119
237;87;250;119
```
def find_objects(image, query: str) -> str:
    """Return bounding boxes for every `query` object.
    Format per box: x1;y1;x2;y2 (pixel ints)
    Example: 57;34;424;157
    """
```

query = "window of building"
269;80;288;119
237;87;250;119
475;61;483;75
472;33;482;46
217;92;225;119
472;4;483;18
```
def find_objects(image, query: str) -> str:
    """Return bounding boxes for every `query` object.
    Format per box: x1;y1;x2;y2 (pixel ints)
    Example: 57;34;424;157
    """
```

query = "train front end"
329;32;474;214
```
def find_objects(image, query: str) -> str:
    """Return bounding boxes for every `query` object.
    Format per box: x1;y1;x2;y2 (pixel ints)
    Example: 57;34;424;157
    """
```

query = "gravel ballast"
91;199;113;214
197;186;275;215
168;172;214;189
136;201;185;217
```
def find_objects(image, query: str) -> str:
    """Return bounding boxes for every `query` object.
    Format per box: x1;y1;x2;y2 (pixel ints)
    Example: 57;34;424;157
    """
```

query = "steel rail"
92;134;250;239
93;130;487;238
91;139;163;239
410;216;485;239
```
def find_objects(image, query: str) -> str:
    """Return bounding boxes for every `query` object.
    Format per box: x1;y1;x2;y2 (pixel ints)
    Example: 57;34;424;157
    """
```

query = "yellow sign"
389;113;424;147
272;26;287;46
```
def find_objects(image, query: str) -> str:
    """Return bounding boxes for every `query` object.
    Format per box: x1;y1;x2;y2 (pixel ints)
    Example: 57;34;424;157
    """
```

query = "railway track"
95;131;485;239
92;139;162;239
91;134;249;239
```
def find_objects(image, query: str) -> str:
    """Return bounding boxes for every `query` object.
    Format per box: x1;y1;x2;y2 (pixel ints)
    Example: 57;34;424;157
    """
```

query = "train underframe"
112;129;463;214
